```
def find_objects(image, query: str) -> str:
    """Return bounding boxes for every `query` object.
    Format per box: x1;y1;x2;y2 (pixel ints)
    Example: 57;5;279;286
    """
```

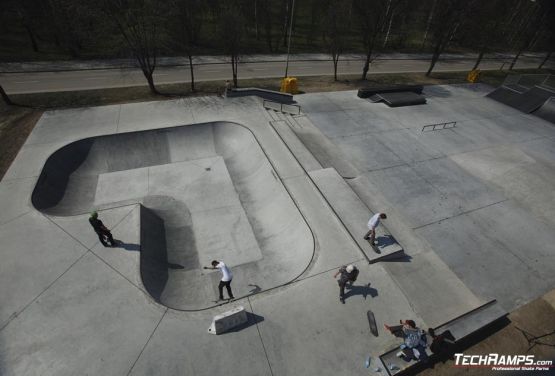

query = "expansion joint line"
247;297;275;376
126;307;168;376
0;249;90;333
412;199;509;230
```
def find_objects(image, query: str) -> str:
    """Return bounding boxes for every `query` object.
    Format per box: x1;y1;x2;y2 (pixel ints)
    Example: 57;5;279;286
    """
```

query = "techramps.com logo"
454;353;554;371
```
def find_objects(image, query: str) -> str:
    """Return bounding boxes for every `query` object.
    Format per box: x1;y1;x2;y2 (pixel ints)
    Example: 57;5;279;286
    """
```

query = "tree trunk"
472;50;485;71
232;55;238;87
421;0;437;49
254;0;259;40
188;54;195;92
539;51;552;69
383;10;394;48
362;51;372;80
361;54;371;80
332;54;339;81
144;71;159;94
0;84;13;106
426;42;442;76
24;24;39;52
509;50;522;70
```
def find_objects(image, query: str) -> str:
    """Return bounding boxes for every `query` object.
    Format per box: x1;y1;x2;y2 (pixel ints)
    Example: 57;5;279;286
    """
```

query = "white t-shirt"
216;262;232;282
367;213;382;230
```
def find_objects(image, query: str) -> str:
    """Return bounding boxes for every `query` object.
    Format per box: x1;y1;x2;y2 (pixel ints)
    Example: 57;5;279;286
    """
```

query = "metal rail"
263;100;301;115
422;121;456;132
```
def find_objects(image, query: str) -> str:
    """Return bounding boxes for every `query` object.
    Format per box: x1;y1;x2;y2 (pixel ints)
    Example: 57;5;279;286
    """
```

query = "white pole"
284;0;296;78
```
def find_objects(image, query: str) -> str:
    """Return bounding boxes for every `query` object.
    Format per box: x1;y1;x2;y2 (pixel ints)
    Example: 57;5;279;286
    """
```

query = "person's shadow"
344;283;378;300
376;234;396;248
113;240;140;252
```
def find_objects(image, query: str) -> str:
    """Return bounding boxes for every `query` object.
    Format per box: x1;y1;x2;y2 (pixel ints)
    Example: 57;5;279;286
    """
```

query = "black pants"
97;229;116;247
338;280;353;297
218;280;233;299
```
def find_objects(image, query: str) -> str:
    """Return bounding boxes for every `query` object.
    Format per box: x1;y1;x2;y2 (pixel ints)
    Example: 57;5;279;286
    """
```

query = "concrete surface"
1;83;553;375
295;85;555;313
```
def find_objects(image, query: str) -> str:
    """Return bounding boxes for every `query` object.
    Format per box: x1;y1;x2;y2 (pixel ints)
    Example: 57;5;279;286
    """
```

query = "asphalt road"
0;56;551;94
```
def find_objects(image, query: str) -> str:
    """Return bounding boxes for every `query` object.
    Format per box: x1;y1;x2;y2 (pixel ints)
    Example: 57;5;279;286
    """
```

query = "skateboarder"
89;211;117;247
364;212;387;245
333;264;359;304
204;260;234;301
384;320;428;362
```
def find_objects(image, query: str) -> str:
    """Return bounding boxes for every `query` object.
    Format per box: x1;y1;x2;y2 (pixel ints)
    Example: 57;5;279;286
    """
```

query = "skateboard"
367;310;379;337
365;238;381;254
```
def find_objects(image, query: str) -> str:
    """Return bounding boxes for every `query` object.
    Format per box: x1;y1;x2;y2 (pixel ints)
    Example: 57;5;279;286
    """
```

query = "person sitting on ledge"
384;320;429;362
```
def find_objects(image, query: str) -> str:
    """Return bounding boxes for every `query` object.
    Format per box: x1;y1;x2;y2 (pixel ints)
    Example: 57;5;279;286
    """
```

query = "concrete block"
208;306;248;334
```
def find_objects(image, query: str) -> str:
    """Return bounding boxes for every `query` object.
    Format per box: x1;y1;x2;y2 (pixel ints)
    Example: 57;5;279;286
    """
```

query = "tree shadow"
344;282;378;300
224;312;265;333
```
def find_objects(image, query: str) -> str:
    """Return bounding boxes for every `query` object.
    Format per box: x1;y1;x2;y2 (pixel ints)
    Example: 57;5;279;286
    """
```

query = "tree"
462;0;507;70
425;0;473;76
508;0;545;70
322;0;350;81
46;0;95;57
171;0;204;92
353;0;390;80
217;2;245;87
103;0;167;94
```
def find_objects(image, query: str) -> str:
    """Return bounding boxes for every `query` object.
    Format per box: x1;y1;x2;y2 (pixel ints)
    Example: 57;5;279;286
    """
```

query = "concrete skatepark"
1;79;555;375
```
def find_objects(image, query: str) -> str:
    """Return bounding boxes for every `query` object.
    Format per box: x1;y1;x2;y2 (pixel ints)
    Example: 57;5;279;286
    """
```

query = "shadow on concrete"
116;240;140;252
248;284;262;294
423;85;452;98
225;312;265;333
376;234;396;248
380;254;413;263
344;282;378;300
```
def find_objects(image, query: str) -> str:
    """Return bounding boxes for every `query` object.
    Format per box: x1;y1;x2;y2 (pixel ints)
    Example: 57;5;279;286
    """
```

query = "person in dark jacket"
333;264;359;304
89;211;116;247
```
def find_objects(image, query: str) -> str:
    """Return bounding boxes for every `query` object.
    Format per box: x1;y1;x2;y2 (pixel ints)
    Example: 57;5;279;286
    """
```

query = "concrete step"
269;120;323;172
433;299;507;341
308;168;404;263
285;115;359;178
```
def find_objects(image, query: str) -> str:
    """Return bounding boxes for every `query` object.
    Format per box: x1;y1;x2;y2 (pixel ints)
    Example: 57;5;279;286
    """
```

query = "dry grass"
419;291;555;375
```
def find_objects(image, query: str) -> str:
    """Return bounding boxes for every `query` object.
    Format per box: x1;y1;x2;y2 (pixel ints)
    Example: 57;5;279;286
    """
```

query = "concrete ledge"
378;300;507;375
308;168;404;263
286;115;359;178
228;87;294;103
357;85;424;98
207;306;248;335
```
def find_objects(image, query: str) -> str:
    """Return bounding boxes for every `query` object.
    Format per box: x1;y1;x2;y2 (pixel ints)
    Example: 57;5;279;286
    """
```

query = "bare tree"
103;0;166;94
171;0;204;92
425;0;473;76
46;0;96;57
461;0;508;70
218;3;245;87
508;0;544;70
353;0;390;80
322;0;350;81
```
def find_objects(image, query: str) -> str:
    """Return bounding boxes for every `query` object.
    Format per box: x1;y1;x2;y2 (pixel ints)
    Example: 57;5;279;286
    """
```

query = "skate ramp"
533;97;555;124
32;122;314;310
487;85;555;113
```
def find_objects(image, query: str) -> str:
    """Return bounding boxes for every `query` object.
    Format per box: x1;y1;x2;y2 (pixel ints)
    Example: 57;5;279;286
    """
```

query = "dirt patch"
419;291;555;375
0;106;42;180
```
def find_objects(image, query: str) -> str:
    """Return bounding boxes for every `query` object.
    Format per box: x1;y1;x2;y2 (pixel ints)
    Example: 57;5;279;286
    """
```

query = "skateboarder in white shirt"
204;260;234;300
364;212;387;246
